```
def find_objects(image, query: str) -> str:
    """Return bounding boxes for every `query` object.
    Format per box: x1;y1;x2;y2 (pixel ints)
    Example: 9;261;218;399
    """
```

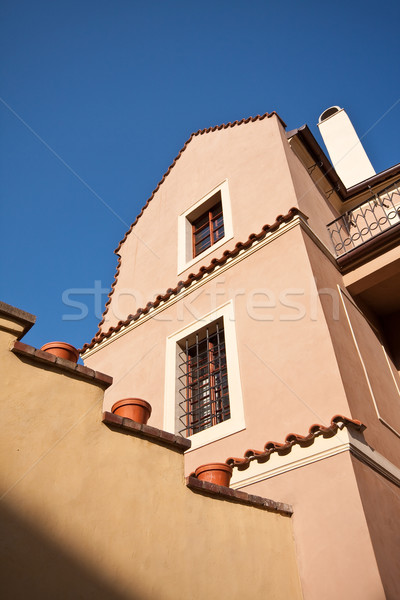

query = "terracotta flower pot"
195;462;233;487
111;398;152;425
40;341;79;363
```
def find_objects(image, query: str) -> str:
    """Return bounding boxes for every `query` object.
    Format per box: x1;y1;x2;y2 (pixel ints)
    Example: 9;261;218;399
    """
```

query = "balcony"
327;179;400;259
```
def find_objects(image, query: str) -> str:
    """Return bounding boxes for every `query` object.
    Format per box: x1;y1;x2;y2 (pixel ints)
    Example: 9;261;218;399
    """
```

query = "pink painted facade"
83;110;400;599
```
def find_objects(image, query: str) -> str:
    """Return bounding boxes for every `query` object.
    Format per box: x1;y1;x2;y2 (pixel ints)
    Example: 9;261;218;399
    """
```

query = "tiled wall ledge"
10;340;113;388
103;412;291;513
103;411;191;452
186;476;293;516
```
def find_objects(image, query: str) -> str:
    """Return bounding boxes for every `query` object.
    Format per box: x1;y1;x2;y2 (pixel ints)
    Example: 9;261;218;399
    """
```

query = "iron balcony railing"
327;178;400;256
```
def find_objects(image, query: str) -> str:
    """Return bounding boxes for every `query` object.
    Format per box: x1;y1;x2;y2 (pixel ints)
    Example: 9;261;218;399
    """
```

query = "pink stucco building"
82;107;400;599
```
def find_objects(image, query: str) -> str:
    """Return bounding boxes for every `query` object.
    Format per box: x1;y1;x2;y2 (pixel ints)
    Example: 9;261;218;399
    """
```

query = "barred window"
192;193;224;258
178;323;231;437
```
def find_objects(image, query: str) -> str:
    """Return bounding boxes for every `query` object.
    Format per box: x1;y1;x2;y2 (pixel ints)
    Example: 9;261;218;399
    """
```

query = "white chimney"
317;106;375;188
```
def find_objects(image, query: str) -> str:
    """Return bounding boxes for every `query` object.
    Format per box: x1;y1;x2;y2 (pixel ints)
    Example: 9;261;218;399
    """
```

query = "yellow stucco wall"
0;307;303;600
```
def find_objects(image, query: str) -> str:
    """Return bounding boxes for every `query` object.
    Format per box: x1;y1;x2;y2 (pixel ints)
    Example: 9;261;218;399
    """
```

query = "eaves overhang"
287;125;400;202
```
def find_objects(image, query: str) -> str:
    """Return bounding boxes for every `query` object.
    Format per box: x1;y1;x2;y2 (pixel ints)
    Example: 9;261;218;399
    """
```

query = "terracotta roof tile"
95;111;286;338
80;206;300;352
224;415;366;469
96;254;122;333
115;111;285;255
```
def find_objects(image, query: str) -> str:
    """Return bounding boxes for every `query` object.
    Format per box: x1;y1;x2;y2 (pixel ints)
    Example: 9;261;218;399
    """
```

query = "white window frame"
177;180;234;275
164;300;245;451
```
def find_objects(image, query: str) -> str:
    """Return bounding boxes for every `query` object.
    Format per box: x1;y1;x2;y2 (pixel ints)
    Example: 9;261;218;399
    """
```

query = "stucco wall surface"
302;232;400;468
351;456;400;600
278;122;340;250
85;224;351;472
240;452;386;600
100;115;307;332
0;316;303;600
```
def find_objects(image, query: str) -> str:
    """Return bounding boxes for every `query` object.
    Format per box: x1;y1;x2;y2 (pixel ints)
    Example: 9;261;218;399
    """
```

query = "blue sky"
1;0;399;350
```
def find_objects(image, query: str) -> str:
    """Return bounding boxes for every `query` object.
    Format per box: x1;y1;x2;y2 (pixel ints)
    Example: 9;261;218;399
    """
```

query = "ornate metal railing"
327;179;400;256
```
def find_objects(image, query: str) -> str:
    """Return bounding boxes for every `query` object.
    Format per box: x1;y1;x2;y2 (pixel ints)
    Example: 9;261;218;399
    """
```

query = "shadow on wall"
352;458;400;600
0;500;142;600
381;310;400;370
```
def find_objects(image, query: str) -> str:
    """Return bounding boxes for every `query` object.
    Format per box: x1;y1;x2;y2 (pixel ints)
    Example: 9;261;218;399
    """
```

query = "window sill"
177;233;234;276
185;420;246;452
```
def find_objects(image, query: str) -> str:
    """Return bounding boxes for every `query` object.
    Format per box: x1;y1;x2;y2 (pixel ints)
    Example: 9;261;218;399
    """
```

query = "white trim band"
230;427;400;489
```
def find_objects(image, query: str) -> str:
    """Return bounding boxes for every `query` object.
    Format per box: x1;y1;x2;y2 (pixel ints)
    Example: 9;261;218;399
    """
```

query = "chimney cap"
318;106;342;123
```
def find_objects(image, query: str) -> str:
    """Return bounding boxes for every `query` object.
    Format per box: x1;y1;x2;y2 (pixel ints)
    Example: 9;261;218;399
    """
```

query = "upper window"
178;322;230;437
192;194;225;258
177;180;233;275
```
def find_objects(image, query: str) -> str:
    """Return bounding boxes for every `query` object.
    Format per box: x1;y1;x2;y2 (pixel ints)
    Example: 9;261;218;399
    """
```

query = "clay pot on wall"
40;341;79;363
194;462;233;487
111;398;152;425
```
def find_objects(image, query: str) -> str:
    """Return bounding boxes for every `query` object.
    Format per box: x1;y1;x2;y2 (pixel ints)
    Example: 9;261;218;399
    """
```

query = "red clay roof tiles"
114;111;285;255
94;111;286;340
224;415;366;470
80;206;300;352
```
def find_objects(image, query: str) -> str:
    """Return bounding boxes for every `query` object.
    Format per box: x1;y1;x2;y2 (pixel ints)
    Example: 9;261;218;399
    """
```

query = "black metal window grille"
192;195;224;257
178;324;230;437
